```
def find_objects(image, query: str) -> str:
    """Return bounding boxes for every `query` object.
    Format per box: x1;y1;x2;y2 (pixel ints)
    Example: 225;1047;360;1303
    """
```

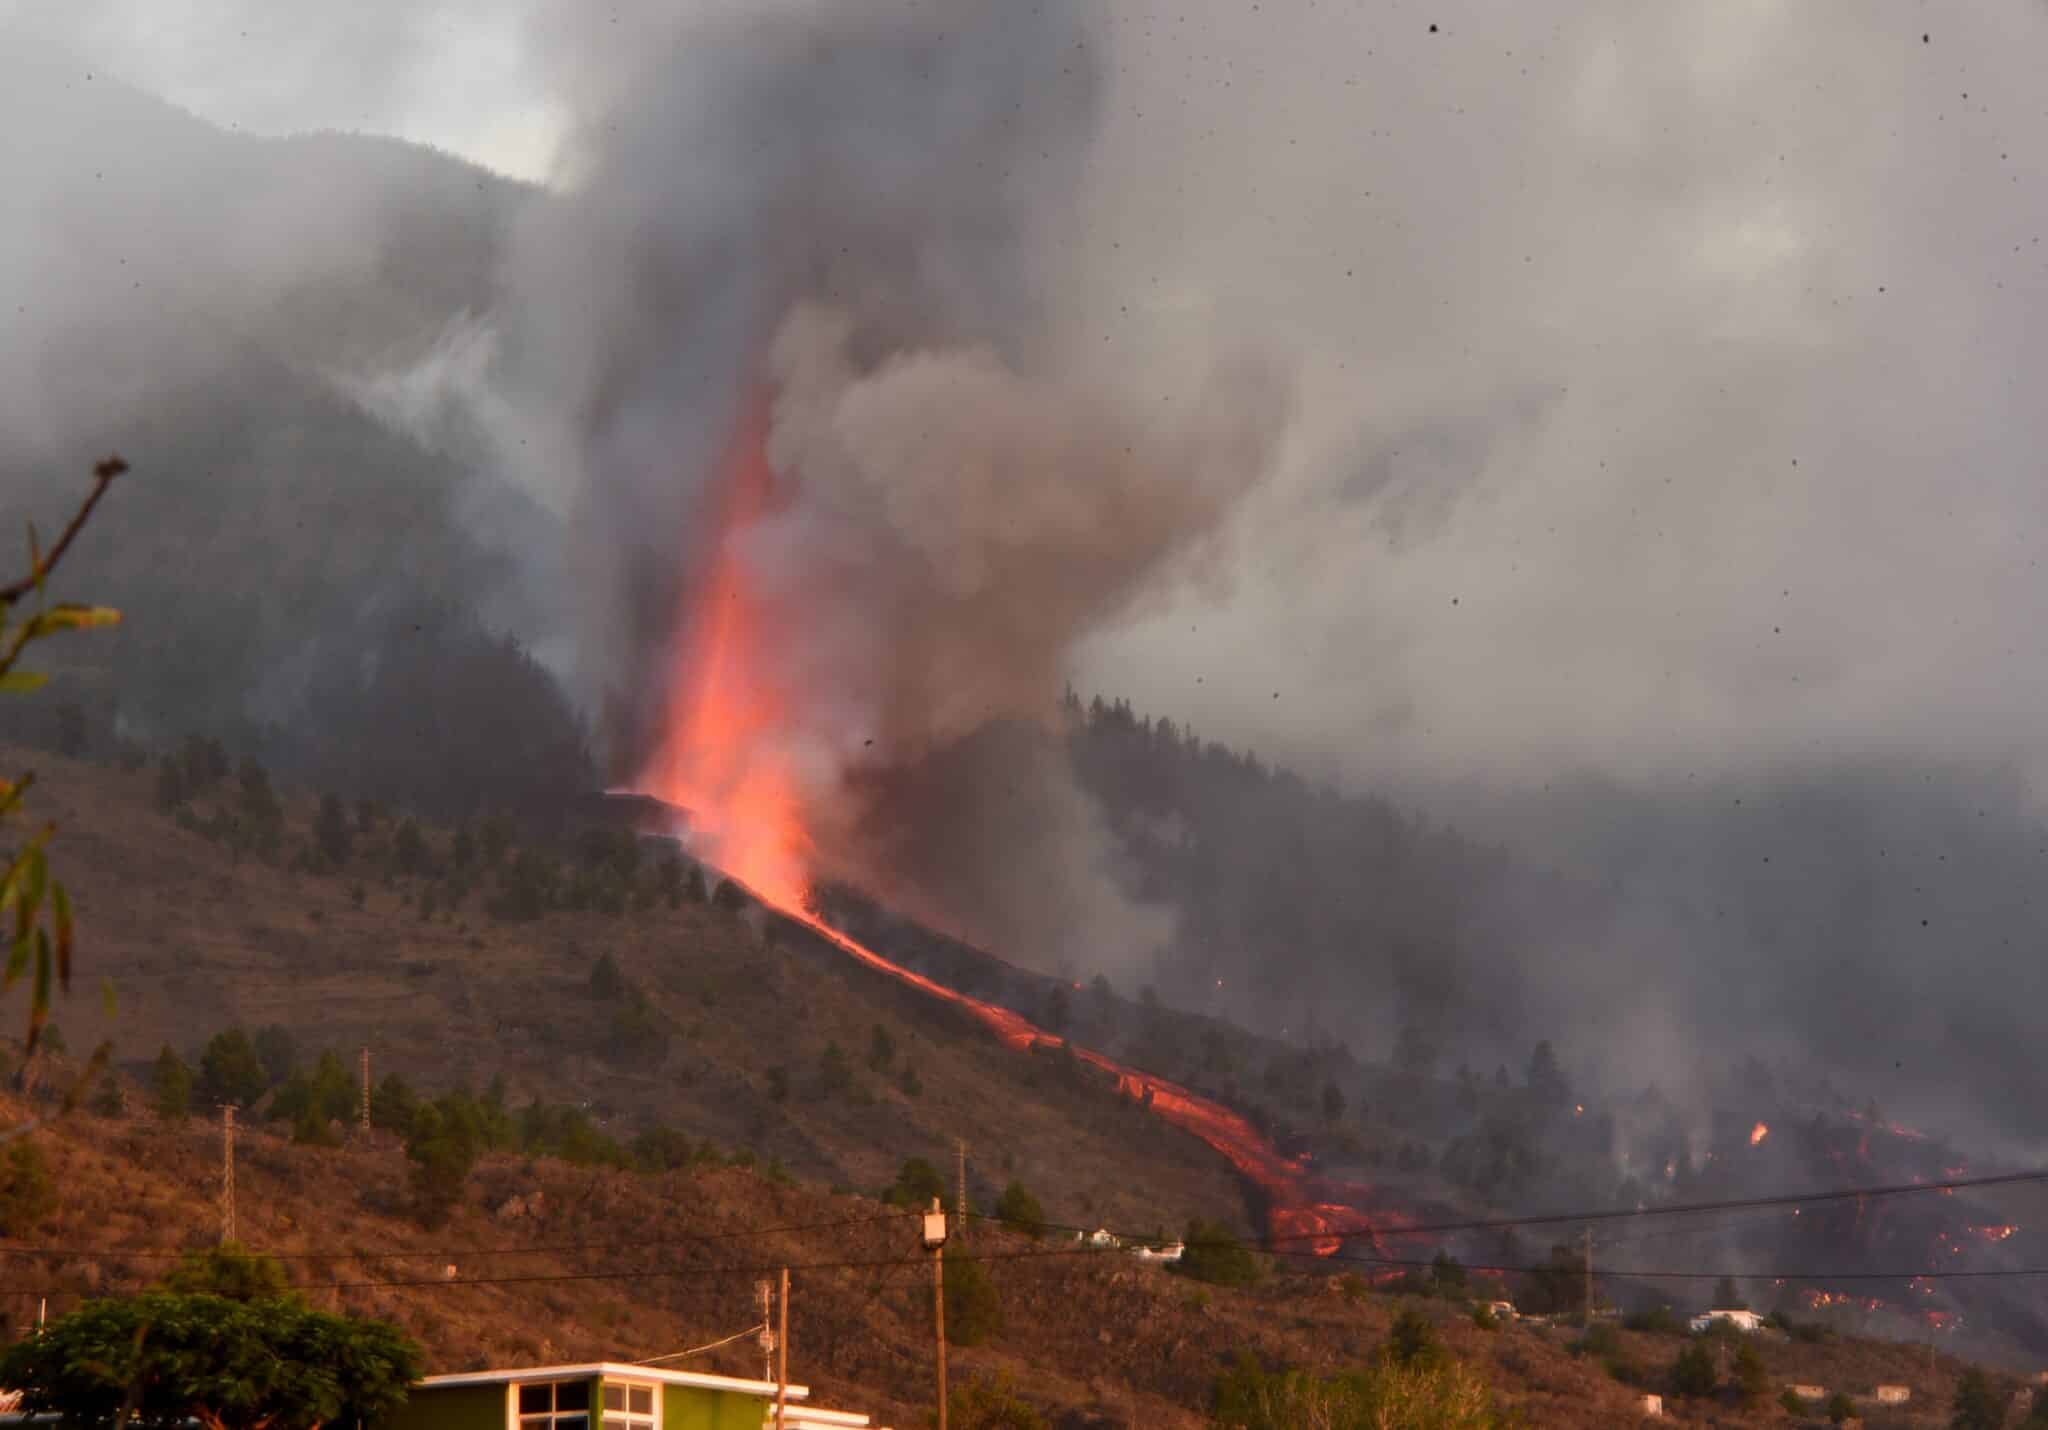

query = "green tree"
1828;1390;1857;1424
0;1139;58;1234
1668;1341;1718;1398
155;754;189;812
392;817;428;876
588;951;626;999
1952;1368;2005;1430
158;1244;293;1301
197;1028;268;1107
943;1244;1003;1346
152;1044;193;1120
868;1022;897;1071
994;1180;1045;1238
236;757;281;844
0;1291;421;1430
1732;1341;1768;1403
888;1157;947;1208
251;1025;297;1087
369;1073;418;1132
816;1040;854;1098
1321;1080;1346;1124
1386;1308;1442;1368
1525;1040;1571;1104
1178;1218;1262;1287
314;793;353;866
1431;1249;1468;1293
405;1107;479;1228
89;1073;125;1117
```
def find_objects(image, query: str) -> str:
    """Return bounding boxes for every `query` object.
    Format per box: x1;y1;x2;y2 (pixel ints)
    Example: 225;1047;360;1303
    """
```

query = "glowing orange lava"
642;388;813;907
638;388;1393;1258
1750;1121;1769;1146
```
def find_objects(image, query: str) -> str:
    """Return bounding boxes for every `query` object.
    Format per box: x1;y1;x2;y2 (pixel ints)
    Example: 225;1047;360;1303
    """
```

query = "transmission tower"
219;1104;237;1244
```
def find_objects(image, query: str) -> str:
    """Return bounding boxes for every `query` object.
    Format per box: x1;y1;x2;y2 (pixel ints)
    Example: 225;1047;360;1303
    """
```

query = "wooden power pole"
924;1198;949;1430
774;1267;790;1430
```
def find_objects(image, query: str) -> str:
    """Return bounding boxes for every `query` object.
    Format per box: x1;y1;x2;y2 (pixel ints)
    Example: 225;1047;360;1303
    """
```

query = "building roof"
414;1362;810;1401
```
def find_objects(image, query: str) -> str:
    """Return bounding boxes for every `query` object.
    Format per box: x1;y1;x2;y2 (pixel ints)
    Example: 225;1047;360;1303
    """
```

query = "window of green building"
517;1380;590;1430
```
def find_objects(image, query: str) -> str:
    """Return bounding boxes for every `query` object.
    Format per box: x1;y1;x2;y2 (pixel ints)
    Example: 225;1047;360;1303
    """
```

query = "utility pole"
955;1138;968;1243
359;1047;371;1133
220;1105;237;1244
924;1198;949;1430
1582;1227;1593;1330
756;1280;775;1382
774;1267;790;1430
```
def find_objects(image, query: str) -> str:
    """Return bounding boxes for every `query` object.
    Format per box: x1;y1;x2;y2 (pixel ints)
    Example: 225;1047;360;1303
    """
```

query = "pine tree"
152;1045;192;1121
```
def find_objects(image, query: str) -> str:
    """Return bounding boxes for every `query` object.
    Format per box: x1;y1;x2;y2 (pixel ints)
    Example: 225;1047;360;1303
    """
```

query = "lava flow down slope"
636;384;1398;1258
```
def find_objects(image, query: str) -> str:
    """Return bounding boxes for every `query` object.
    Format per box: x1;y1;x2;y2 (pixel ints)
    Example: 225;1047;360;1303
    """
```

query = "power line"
965;1165;2048;1250
13;1236;2048;1302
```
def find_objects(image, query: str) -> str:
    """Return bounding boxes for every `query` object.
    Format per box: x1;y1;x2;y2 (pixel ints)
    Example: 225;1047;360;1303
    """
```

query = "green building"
378;1362;885;1430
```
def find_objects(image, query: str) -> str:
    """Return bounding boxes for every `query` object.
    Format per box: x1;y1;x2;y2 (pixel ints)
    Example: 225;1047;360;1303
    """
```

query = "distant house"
1132;1241;1185;1263
1479;1300;1517;1322
1785;1384;1826;1402
1078;1228;1120;1249
1687;1309;1765;1334
1635;1393;1663;1417
374;1361;885;1430
1873;1384;1912;1405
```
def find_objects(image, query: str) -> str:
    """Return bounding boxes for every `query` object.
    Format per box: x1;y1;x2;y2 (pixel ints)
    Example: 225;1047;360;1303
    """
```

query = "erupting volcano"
638;386;1397;1258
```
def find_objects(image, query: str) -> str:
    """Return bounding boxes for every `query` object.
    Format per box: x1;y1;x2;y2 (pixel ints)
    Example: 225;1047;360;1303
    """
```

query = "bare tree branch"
0;455;127;605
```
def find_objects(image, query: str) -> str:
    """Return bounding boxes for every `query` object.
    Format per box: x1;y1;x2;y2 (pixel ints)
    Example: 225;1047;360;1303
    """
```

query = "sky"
12;0;2048;807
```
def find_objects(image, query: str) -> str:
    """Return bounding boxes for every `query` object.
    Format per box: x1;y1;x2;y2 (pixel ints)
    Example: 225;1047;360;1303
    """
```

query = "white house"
1077;1228;1120;1250
1132;1241;1185;1263
1688;1309;1765;1334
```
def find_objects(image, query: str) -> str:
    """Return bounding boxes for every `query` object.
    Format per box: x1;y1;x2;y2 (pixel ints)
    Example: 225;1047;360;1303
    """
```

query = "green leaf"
0;670;48;693
101;976;117;1019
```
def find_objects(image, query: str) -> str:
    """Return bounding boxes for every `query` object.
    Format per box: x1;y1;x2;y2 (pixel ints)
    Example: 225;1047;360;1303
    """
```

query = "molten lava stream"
642;386;1386;1258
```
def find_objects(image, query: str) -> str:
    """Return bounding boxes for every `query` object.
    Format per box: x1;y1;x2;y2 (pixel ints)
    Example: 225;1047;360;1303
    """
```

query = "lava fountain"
638;389;1393;1258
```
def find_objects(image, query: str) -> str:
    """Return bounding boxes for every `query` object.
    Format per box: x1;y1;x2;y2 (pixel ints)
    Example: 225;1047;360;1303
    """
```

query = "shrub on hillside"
1211;1349;1507;1429
588;952;626;999
0;1141;58;1235
939;1372;1045;1430
1732;1341;1768;1403
1622;1306;1685;1335
158;1243;293;1301
1953;1368;2004;1430
942;1245;1002;1347
994;1181;1045;1238
1668;1341;1717;1398
1177;1218;1262;1288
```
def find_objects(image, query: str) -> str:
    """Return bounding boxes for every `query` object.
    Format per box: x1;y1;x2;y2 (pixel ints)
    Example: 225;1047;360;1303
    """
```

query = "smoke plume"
503;0;1288;964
